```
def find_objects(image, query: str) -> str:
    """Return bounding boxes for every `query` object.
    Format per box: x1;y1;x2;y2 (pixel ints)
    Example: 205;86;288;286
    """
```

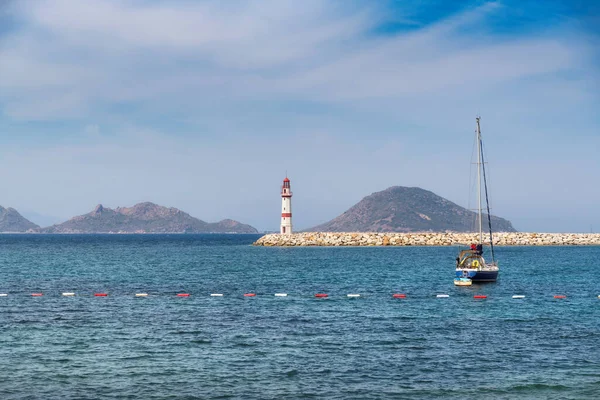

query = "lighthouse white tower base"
280;177;292;235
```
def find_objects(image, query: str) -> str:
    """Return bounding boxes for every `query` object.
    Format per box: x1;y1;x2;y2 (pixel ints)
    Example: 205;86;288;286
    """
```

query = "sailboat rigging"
455;117;499;283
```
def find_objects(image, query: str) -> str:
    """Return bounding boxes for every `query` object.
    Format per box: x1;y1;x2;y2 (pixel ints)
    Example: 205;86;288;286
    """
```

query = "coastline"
253;232;600;246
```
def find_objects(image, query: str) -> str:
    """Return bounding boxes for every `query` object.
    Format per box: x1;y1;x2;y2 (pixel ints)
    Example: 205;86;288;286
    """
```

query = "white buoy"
436;294;450;298
347;294;361;298
210;293;224;297
274;293;288;297
512;295;526;299
0;294;7;297
62;292;75;296
135;293;148;297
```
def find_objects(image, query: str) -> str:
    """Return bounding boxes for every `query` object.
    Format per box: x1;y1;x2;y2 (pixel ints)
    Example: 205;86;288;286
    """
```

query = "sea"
1;234;599;399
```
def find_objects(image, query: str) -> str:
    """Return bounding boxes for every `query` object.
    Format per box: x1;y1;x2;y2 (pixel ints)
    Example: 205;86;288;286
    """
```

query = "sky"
0;0;598;232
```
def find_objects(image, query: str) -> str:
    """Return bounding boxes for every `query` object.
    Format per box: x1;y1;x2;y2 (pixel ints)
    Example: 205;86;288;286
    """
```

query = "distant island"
0;206;40;232
307;186;516;233
0;202;258;234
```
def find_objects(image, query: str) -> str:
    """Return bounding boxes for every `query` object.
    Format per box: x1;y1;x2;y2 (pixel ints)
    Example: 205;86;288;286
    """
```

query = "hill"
39;202;258;234
307;186;516;233
0;206;40;232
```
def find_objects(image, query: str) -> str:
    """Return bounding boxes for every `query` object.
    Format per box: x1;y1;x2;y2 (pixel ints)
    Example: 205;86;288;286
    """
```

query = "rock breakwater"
254;232;600;246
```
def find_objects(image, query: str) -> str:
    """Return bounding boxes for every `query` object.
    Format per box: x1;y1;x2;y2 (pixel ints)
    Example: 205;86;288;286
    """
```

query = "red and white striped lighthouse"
280;177;292;234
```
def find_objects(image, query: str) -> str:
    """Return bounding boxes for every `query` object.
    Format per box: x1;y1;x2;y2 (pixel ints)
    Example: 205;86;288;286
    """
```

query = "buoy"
177;293;190;297
244;293;256;297
135;293;148;297
31;293;43;297
347;294;361;298
62;292;75;296
274;293;288;297
0;294;7;297
392;294;407;299
512;295;525;299
315;293;328;298
473;295;487;299
554;295;566;299
94;293;108;297
436;294;449;298
210;293;224;297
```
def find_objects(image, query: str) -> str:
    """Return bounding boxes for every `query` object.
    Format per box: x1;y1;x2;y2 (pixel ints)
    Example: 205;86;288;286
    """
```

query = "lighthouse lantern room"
280;177;292;234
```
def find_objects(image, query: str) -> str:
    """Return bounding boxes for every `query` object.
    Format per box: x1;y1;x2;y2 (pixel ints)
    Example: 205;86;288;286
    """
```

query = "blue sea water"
1;234;599;399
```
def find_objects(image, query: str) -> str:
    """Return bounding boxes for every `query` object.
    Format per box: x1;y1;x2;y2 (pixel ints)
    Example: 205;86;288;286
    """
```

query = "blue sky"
0;0;598;232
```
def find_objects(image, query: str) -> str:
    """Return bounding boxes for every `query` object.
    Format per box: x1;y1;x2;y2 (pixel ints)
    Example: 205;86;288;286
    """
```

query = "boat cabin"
456;244;485;269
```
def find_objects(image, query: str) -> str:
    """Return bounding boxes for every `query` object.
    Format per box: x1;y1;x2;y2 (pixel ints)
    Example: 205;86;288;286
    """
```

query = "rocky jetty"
254;232;600;246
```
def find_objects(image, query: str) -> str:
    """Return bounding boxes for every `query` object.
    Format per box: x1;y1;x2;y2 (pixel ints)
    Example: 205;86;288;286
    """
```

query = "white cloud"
0;0;591;120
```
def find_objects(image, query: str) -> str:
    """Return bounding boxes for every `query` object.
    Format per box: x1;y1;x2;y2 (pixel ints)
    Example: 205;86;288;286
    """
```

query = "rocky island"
307;186;516;232
0;206;40;232
39;202;258;234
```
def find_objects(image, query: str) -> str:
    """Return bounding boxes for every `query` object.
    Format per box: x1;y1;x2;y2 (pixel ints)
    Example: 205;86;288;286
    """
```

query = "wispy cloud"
0;0;591;119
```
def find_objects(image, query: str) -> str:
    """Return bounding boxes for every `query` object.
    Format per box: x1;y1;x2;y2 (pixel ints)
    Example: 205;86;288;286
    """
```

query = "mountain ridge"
39;202;258;234
0;202;259;234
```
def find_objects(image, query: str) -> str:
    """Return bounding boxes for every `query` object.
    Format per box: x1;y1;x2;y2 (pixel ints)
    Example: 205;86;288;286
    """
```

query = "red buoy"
94;293;108;297
177;293;190;297
315;293;328;298
474;295;487;299
554;295;566;299
392;294;407;299
31;293;43;297
244;293;256;297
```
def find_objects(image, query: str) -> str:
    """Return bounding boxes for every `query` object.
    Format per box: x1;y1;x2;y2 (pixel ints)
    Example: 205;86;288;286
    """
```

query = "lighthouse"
280;177;292;234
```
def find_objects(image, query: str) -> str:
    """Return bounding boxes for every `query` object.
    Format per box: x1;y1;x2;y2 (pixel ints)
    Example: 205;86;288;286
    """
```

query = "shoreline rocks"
253;232;600;247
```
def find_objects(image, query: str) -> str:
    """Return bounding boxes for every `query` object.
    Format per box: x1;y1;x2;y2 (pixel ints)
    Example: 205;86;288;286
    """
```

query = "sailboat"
455;117;499;283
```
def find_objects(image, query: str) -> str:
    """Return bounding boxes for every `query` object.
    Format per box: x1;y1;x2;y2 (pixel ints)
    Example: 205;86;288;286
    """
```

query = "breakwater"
253;232;600;246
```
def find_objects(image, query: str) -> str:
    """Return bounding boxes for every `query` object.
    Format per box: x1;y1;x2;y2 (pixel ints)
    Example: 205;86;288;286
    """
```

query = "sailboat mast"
476;117;483;244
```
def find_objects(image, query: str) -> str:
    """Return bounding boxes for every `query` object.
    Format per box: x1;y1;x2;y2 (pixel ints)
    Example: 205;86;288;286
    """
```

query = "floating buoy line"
0;292;595;300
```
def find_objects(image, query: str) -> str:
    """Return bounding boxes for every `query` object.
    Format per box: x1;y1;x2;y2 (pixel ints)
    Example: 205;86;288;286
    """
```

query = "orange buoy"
177;293;190;297
94;293;108;297
244;293;256;297
554;295;566;299
392;294;407;299
315;293;328;298
31;293;43;297
473;295;487;299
